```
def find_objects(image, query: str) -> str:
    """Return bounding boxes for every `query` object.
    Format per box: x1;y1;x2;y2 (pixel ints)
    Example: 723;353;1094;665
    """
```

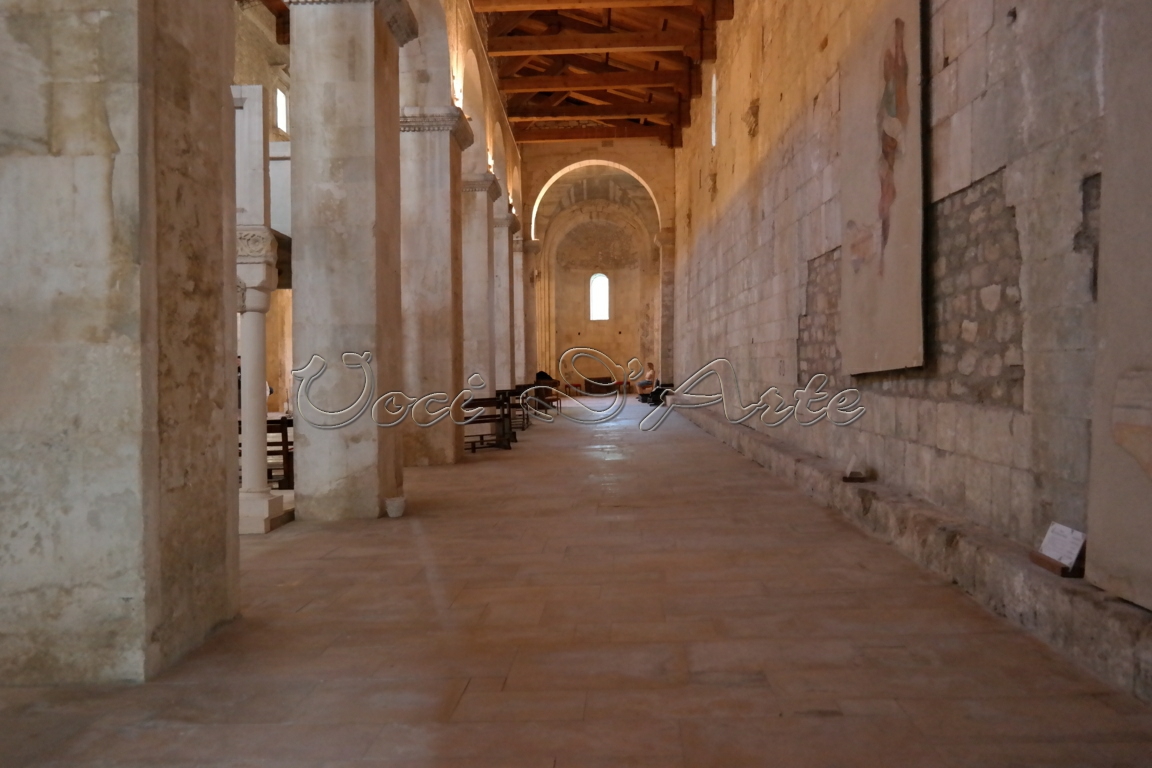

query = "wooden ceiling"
239;0;733;147
482;0;733;147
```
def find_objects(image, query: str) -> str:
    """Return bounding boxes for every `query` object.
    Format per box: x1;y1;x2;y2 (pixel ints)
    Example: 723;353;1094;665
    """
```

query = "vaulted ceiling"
480;0;733;147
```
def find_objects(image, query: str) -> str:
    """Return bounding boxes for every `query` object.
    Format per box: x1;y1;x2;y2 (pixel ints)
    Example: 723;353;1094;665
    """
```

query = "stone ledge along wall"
675;0;1103;554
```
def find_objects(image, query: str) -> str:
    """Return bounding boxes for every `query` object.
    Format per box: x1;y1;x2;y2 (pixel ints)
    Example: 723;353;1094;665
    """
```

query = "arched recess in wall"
531;160;661;239
537;198;661;378
461;49;488;175
398;0;452;106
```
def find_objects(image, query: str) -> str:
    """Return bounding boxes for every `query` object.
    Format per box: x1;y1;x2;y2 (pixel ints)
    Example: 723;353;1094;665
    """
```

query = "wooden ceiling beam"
508;104;676;121
499;69;689;95
498;55;538;77
476;0;695;11
512;123;675;144
487;11;536;37
488;30;699;58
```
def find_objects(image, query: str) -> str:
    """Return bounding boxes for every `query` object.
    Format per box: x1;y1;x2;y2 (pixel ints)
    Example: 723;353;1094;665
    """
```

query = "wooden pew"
238;415;295;490
266;415;294;489
463;391;514;452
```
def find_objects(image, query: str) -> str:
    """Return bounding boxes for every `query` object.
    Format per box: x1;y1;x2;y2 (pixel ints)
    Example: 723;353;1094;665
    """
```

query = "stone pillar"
399;106;473;465
237;235;285;533
523;238;544;375
461;172;501;394
288;0;417;520
492;210;520;391
234;85;284;534
657;228;676;383
513;235;527;384
0;0;237;683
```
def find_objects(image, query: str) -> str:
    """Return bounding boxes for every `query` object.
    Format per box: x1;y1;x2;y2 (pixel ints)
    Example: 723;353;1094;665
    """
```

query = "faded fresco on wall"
840;0;925;375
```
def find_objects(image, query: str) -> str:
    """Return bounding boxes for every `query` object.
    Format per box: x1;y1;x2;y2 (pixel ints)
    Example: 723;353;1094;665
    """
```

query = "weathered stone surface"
290;1;405;519
0;0;238;683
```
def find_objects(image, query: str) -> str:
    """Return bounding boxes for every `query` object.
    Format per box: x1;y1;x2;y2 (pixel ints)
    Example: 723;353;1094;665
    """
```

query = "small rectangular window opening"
276;89;289;134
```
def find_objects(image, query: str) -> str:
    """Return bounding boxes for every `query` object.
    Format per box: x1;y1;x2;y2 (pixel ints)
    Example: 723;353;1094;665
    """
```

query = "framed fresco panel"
839;0;925;375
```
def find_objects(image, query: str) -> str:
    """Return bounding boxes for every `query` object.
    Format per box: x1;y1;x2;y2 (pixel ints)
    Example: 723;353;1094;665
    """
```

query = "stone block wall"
675;0;1104;550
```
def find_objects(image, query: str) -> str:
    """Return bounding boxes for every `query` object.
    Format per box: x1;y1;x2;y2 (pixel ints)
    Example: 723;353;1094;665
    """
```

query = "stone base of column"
385;496;406;519
240;491;288;534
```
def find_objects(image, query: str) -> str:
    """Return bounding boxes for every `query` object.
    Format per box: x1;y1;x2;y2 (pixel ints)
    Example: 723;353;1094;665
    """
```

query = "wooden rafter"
480;0;729;145
508;104;674;121
499;70;690;95
512;123;675;144
477;0;696;10
487;30;700;58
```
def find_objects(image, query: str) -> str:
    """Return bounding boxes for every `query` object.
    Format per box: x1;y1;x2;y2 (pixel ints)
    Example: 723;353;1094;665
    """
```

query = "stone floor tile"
3;403;1150;765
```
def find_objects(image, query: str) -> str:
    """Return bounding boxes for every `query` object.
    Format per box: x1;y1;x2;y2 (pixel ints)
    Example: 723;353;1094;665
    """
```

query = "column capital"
285;0;418;46
400;106;474;151
237;226;279;313
463;172;502;201
523;239;542;257
494;213;521;235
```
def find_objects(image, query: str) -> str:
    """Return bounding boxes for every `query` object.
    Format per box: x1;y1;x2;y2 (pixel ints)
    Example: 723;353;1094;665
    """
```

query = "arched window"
590;273;609;321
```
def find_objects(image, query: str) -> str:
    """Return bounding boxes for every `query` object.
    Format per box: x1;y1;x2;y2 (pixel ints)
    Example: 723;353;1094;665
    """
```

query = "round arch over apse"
530;160;662;239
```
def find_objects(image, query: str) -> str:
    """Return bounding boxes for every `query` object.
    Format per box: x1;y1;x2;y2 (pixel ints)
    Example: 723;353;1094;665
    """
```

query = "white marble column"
461;172;501;395
513;234;527;384
400;106;472;465
492;210;519;392
237;234;284;533
234;85;285;534
288;0;417;520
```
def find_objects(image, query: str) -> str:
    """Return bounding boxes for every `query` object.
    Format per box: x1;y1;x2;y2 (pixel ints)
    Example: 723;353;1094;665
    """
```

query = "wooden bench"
578;376;624;395
463;391;514;452
266;415;294;489
238;415;294;490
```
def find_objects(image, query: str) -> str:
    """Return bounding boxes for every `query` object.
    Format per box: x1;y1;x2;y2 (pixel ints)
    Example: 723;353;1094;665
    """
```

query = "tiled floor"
4;403;1152;767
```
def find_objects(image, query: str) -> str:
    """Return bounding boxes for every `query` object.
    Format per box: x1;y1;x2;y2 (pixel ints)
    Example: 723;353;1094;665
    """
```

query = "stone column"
523;238;543;375
657;228;676;382
237;234;284;533
461;172;501;394
0;0;237;683
492;210;520;391
233;85;284;534
288;0;417;520
513;235;527;384
400;106;473;465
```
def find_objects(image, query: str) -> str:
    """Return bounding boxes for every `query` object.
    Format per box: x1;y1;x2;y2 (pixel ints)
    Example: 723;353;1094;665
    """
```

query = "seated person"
636;362;658;401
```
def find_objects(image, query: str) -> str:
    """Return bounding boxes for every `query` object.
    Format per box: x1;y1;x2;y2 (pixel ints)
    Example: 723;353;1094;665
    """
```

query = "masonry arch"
531;160;662;239
398;0;452;107
537;198;661;381
460;49;488;175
